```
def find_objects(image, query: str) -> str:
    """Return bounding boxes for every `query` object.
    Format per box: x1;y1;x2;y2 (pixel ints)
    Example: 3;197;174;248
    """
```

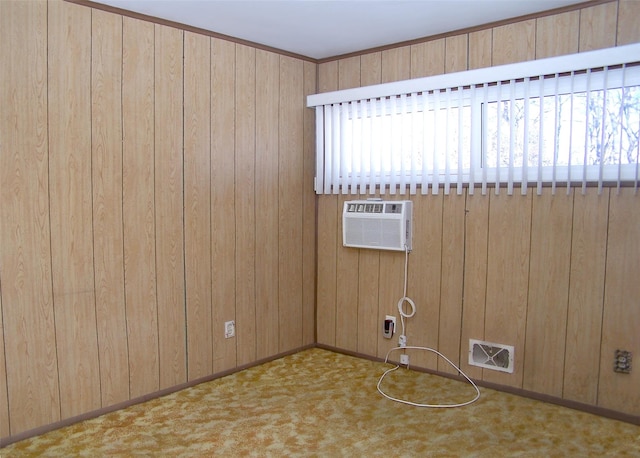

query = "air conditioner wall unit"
342;200;412;252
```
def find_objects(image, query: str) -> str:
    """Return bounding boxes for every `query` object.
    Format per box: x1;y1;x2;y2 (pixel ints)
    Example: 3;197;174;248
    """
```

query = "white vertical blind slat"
410;93;418;195
340;103;349;194
616;65;627;194
469;84;478;195
482;83;489;195
495;81;502;195
598;67;609;195
567;71;576;196
331;103;340;194
389;96;398;195
457;86;464;195
315;106;324;194
323;105;332;194
508;79;516;195
522;77;530;195
432;89;441;194
421;91;429;195
369;99;382;194
399;93;408;195
582;69;592;195
551;74;560;195
444;87;452;195
537;76;545;195
360;100;368;194
380;97;387;195
349;101;356;194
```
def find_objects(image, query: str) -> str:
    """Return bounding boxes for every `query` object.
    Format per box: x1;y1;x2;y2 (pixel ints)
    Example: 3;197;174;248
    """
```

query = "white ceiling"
92;0;588;60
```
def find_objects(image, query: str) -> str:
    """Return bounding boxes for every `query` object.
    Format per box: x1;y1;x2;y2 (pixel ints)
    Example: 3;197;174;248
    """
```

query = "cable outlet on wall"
400;354;409;365
224;320;235;339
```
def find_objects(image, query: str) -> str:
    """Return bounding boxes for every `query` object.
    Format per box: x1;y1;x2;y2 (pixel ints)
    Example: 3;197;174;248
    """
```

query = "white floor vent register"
468;339;515;373
343;200;412;252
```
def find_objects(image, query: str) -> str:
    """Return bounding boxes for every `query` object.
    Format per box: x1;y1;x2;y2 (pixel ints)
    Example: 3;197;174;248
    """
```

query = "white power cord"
376;245;481;408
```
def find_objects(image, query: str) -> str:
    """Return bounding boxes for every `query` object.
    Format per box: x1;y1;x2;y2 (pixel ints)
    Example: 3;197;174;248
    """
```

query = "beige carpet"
2;348;639;457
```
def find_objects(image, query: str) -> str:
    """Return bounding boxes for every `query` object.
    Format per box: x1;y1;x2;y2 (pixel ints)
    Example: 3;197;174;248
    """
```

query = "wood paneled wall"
316;0;640;418
0;0;316;440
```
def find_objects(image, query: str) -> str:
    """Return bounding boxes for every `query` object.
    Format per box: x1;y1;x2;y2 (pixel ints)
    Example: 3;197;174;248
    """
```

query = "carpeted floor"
2;348;639;457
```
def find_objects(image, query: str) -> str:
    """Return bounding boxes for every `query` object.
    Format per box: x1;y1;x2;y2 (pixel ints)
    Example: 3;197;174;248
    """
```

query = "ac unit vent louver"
469;339;514;373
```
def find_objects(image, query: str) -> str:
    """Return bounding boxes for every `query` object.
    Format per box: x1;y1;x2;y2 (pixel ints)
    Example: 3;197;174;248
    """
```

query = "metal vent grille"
469;339;514;373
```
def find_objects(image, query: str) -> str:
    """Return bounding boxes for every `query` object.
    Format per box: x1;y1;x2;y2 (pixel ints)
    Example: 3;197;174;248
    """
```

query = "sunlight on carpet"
2;348;639;457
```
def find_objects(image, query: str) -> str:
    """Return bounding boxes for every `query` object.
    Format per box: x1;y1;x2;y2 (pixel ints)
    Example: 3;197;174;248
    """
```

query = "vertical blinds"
308;44;640;196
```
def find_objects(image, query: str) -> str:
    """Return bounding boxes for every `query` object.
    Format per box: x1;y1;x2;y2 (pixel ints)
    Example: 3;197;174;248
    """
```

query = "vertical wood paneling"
535;11;580;59
492;20;536;65
468;29;492;70
357;247;380;356
407;195;442;370
302;60;317;346
184;31;213;380
438;193;466;373
334;58;361;352
235;44;257;366
563;189;608;404
381;46;411;83
338;56;361;90
617;0;640;45
318;61;338;93
598;188;640;415
122;17;159;398
91;8;129;405
317;196;338;346
0;294;8;437
0;0;59;435
445;35;468;73
48;0;101;418
484;191;531;387
360;52;382;86
523;190;573;397
155;24;186;389
255;49;280;359
356;55;381;356
377;247;406;361
410;39;445;78
279;56;305;352
335;195;359;352
211;38;238;373
579;2;618;51
460;192;490;379
316;63;338;347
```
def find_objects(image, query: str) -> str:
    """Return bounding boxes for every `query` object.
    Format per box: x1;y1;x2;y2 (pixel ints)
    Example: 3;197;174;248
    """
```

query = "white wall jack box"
383;315;396;339
224;320;235;339
400;354;409;365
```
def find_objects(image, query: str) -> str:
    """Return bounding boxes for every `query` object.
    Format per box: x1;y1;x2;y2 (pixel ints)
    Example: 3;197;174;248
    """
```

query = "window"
308;44;640;195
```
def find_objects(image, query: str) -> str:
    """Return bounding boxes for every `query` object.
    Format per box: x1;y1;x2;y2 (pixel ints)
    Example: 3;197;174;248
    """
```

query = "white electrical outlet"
400;354;409;365
224;320;235;338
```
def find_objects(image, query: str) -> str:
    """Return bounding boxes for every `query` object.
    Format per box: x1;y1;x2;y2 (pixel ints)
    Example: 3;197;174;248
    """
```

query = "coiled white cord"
377;245;481;408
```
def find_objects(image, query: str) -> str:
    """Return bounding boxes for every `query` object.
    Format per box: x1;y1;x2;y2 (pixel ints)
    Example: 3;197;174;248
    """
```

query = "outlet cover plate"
225;320;235;338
